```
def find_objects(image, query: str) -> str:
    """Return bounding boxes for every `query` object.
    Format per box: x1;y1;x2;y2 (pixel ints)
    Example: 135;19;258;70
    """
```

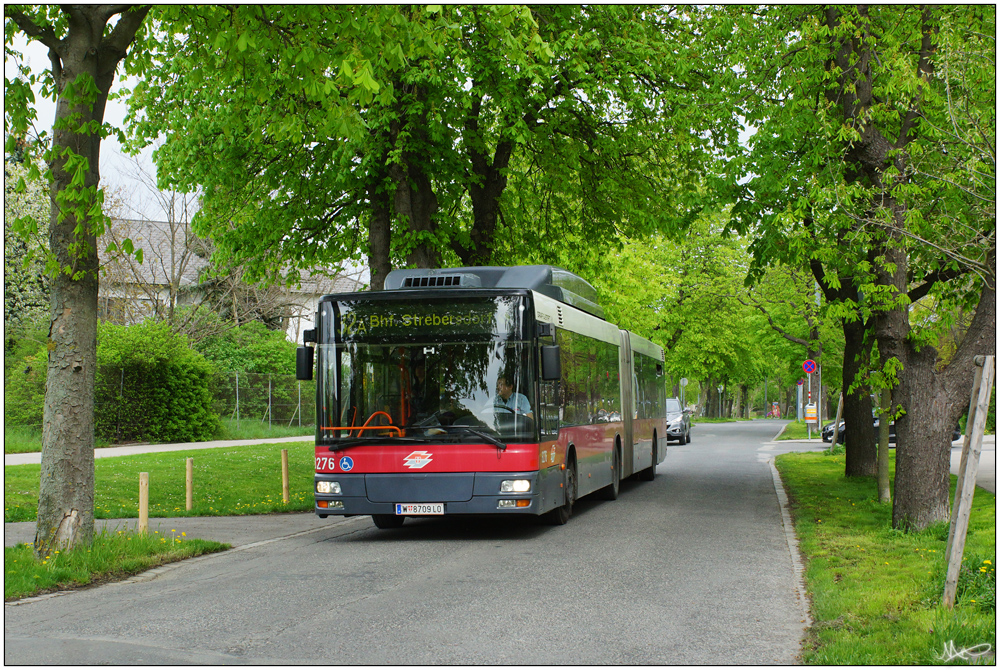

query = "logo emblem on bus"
403;451;433;469
339;456;354;471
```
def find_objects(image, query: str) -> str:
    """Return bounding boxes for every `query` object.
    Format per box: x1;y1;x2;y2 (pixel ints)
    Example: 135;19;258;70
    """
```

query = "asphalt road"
5;421;815;665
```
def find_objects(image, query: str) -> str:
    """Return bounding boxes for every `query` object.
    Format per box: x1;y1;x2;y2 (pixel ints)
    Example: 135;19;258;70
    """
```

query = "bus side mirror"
541;345;561;380
296;346;314;381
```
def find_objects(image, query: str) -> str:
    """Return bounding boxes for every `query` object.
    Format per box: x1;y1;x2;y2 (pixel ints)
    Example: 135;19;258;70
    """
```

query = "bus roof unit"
383;265;605;319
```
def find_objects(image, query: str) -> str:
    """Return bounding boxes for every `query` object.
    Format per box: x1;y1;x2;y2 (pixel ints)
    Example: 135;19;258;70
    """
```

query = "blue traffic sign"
803;359;817;374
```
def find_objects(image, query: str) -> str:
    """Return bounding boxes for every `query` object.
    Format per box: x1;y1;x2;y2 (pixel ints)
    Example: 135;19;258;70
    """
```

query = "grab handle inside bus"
541;345;561;380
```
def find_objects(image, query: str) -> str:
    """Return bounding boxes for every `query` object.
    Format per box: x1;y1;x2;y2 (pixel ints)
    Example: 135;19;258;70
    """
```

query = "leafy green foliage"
125;5;724;286
193;320;297;375
95;321;220;443
3;332;48;428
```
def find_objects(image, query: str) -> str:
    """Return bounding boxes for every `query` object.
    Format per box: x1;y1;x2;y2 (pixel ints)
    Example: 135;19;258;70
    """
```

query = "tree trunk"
20;5;150;556
393;154;439;269
367;182;392;291
891;282;996;530
842;319;877;477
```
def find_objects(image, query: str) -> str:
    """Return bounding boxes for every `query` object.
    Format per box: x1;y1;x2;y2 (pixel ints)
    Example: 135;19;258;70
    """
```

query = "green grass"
5;441;316;522
776;451;995;665
3;420;313;454
4;529;228;601
776;420;826;440
214;417;314;441
4;425;114;455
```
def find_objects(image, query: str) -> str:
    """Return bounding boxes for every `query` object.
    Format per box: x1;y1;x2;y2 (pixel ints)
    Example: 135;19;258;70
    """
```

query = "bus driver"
495;375;533;420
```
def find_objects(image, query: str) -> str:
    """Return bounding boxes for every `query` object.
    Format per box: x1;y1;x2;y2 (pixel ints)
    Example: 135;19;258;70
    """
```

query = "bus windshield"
317;296;536;443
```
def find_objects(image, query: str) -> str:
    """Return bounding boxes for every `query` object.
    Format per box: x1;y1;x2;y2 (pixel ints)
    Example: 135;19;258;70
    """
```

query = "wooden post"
186;458;194;511
943;355;995;608
281;448;290;504
138;472;149;534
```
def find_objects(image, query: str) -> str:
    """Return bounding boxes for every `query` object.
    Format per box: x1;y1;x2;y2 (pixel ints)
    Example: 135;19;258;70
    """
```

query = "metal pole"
818;363;822;429
235;371;240;430
807;374;812;439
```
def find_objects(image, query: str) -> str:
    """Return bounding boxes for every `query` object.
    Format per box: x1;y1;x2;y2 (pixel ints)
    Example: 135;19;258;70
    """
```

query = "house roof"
101;218;367;295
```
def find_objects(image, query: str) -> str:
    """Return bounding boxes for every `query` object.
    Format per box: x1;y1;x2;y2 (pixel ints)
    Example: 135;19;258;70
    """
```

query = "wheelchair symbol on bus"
339;456;354;471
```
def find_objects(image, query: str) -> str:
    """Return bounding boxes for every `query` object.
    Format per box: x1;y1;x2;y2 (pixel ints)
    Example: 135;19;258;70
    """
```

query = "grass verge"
214;418;314;441
776;451;995;665
4;530;228;601
4;425;113;455
5;441;316;522
777;420;826;440
3;420;313;455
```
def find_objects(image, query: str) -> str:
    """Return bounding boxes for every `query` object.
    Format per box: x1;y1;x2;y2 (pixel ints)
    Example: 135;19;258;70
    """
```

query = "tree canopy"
126;5;727;289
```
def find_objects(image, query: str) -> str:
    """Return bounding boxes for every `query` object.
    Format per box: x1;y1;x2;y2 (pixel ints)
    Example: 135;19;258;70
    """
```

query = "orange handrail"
320;425;402;436
320;410;403;437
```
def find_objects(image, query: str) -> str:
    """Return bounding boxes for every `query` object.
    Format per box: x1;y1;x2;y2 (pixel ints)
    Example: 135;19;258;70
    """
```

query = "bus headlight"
500;479;531;493
316;481;341;495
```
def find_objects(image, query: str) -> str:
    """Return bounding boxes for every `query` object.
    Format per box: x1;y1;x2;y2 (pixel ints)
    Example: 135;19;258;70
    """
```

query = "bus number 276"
316;456;335;471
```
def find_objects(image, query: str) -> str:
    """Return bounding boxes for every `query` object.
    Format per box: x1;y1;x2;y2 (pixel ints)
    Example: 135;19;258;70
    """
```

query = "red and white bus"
296;265;666;528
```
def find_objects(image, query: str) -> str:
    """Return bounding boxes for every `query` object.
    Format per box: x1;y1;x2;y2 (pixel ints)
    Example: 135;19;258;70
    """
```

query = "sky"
5;34;166;220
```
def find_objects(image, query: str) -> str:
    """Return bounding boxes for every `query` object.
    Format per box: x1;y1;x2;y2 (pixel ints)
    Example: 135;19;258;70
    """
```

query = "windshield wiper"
447;427;507;451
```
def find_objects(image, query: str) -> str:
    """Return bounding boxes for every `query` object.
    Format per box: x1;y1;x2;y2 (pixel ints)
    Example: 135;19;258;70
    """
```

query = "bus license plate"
395;503;444;515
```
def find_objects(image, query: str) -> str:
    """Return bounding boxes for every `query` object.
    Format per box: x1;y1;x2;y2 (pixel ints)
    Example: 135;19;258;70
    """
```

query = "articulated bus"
296;265;667;528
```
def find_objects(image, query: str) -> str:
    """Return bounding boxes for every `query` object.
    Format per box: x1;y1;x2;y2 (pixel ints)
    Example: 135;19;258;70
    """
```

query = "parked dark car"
822;415;961;444
666;397;691;444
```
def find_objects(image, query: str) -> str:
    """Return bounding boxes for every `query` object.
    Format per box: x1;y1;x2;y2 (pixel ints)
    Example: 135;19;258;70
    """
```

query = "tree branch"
6;10;61;52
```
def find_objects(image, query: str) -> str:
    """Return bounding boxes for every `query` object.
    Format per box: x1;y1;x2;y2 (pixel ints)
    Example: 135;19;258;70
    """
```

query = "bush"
3;331;48;428
95;321;220;443
194;320;297;375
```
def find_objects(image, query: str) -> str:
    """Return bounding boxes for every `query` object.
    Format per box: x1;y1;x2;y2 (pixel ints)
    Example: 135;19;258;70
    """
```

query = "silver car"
665;397;691;444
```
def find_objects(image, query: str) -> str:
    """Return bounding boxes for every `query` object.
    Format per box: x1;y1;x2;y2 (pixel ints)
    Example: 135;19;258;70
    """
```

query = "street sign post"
803;360;818;439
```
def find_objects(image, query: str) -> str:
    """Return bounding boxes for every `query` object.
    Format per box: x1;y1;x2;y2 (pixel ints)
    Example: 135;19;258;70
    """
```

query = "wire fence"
212;371;317;430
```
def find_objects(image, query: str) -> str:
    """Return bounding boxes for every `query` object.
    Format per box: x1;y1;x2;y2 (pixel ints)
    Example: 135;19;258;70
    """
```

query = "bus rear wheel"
545;459;576;525
372;514;405;529
638;436;656;481
597;447;620;500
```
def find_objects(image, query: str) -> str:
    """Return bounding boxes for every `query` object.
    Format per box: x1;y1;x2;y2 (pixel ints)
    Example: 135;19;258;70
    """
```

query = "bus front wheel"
545;458;576;525
372;514;405;529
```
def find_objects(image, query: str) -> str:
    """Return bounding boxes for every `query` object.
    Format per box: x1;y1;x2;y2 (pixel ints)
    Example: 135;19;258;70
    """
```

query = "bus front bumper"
313;471;550;517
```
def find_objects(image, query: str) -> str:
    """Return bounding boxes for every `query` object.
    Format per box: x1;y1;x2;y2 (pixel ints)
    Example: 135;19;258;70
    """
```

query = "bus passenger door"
618;329;635;477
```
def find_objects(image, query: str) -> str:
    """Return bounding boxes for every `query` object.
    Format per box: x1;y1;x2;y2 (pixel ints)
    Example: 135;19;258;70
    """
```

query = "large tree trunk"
17;6;150;556
452;94;515;267
393;155;439;269
891;282;996;530
842;319;877;477
37;221;99;552
366;172;392;291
